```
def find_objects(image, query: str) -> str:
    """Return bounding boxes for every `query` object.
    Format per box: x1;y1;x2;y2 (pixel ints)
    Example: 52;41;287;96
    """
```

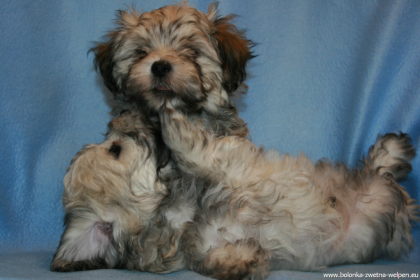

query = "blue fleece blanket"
0;0;419;278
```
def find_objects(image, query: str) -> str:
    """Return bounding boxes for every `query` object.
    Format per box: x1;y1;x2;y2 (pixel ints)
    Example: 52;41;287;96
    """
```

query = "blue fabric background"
1;0;419;277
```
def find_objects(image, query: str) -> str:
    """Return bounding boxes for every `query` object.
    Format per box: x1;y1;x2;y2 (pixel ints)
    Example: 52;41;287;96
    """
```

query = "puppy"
50;110;200;273
52;2;255;273
159;104;419;279
91;2;253;138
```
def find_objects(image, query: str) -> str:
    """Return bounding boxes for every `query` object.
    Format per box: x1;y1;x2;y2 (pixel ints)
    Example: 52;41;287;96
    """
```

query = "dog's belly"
195;162;345;270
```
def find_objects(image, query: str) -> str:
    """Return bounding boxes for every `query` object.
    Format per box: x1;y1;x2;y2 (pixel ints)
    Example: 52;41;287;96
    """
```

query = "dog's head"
63;110;167;218
92;2;254;113
61;111;191;271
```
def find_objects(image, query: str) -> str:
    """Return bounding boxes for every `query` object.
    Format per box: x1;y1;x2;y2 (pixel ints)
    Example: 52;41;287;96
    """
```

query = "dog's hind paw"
365;133;416;180
50;258;109;272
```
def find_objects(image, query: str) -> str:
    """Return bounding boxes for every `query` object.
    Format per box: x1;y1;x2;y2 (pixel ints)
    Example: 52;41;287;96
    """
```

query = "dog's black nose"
151;60;172;78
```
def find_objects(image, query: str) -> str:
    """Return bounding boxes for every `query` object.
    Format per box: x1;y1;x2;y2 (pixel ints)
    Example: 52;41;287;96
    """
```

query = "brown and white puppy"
52;2;255;273
92;2;254;138
50;110;200;273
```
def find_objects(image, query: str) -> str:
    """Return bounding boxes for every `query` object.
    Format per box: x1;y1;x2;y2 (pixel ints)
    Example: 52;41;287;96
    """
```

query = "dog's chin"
137;87;182;113
147;85;206;112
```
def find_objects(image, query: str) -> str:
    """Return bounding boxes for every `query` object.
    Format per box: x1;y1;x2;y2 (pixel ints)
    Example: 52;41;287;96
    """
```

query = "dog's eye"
109;142;122;159
183;47;199;58
136;49;148;58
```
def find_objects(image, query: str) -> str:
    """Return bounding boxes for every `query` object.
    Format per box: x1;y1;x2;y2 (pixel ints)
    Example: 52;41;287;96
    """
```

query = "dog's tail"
364;133;416;180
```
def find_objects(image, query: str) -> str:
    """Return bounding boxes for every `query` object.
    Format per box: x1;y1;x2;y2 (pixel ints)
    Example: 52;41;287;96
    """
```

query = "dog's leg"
318;133;419;264
50;210;118;272
193;239;270;280
359;133;419;258
160;106;258;181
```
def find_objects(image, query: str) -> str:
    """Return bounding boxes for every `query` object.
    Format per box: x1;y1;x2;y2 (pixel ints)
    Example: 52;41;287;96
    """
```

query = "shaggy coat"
51;3;418;279
51;109;418;280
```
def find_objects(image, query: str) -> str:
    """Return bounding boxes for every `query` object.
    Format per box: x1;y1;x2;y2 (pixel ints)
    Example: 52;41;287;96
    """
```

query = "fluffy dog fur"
91;2;253;139
51;2;419;279
159;105;419;279
52;2;257;273
50;108;418;279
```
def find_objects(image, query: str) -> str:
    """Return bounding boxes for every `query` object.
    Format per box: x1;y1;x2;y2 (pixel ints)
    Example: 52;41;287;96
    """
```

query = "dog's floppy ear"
91;8;141;95
91;32;120;94
207;3;255;94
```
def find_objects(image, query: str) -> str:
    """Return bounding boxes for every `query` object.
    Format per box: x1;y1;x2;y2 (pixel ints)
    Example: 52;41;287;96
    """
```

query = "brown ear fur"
91;32;120;94
213;15;254;93
90;9;140;95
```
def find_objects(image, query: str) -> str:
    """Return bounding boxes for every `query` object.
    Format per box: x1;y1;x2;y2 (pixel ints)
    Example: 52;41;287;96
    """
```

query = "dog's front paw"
199;239;271;280
159;102;187;125
160;98;184;113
